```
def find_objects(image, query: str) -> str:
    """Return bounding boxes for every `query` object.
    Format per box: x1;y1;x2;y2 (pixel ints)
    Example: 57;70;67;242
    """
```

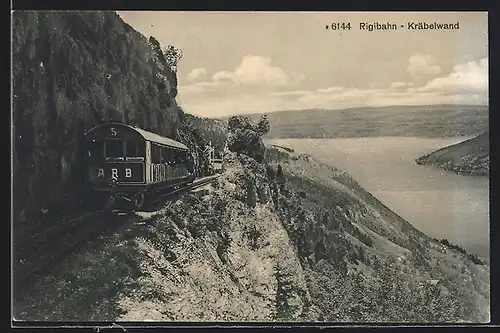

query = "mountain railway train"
84;122;196;210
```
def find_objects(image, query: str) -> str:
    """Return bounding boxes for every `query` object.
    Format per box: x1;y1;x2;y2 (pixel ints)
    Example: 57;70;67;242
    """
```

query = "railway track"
13;174;220;293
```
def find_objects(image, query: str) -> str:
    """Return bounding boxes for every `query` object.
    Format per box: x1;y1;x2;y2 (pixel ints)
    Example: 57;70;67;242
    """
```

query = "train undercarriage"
95;178;192;211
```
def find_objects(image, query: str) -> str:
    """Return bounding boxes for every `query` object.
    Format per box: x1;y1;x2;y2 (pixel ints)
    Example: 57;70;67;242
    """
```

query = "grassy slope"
222;105;489;139
416;132;489;176
14;148;490;323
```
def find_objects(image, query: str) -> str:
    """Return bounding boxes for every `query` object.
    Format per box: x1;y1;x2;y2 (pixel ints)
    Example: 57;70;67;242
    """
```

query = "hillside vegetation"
12;11;226;225
15;116;490;322
228;105;489;139
416;132;489;176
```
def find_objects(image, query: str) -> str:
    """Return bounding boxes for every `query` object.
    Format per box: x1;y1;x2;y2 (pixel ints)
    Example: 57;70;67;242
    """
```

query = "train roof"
133;126;188;150
85;123;188;150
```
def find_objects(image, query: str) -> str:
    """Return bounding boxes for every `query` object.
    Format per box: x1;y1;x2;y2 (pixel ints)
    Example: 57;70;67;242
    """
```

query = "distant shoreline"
415;132;489;177
215;104;489;140
264;134;480;140
212;103;489;120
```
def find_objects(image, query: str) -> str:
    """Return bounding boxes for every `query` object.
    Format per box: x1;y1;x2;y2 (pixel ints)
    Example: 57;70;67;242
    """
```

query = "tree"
246;178;257;208
227;116;266;162
256;114;270;136
163;45;183;73
348;272;371;321
276;164;286;188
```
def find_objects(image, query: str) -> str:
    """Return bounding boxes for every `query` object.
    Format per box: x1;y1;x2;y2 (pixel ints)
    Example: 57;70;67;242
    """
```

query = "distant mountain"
416;132;489;176
219;105;489;139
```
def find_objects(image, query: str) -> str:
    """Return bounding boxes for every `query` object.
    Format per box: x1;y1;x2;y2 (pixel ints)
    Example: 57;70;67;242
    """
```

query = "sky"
118;11;489;117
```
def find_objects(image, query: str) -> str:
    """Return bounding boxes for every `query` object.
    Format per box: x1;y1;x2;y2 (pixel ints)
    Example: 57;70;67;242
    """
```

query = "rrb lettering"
125;168;132;178
111;168;118;179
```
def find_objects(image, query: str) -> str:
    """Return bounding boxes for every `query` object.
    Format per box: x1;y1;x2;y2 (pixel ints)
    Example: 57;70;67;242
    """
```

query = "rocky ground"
13;147;490;323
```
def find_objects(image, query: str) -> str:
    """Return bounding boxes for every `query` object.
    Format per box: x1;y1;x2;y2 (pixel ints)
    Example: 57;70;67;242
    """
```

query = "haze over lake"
269;136;490;261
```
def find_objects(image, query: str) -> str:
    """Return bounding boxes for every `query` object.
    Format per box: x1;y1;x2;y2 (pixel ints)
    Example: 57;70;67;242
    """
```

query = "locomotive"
84;122;196;210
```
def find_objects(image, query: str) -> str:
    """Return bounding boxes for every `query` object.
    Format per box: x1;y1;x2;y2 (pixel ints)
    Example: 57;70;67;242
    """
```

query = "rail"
13;174;220;292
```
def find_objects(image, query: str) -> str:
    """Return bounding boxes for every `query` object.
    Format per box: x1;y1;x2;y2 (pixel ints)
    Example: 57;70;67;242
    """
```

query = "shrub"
226;116;268;162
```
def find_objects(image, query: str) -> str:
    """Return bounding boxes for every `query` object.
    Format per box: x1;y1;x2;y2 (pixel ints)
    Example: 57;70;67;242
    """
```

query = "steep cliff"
12;11;226;225
416;132;489;176
15;145;490;323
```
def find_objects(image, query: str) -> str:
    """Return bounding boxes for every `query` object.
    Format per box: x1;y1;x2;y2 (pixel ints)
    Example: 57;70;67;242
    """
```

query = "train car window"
166;149;172;165
176;151;182;165
172;150;179;165
125;141;136;157
137;141;145;157
161;147;169;164
151;145;156;163
176;150;184;165
88;140;104;159
126;141;145;160
157;146;163;164
105;139;124;159
156;145;162;164
170;149;177;165
152;144;161;164
165;149;172;165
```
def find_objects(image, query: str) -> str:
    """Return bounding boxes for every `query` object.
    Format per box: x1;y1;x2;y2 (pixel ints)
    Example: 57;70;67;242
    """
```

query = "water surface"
270;137;490;261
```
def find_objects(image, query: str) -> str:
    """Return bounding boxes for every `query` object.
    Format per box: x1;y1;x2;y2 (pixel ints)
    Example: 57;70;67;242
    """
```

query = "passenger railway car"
84;122;195;209
212;158;223;174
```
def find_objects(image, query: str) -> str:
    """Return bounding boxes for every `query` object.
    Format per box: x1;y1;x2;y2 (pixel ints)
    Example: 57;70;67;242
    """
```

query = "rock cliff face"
15;147;490;323
416;132;489;176
12;11;225;224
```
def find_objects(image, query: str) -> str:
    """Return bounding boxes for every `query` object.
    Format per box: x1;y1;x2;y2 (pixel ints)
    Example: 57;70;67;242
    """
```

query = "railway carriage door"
175;150;181;178
163;148;168;181
167;148;174;180
151;144;162;183
145;142;151;183
183;150;188;176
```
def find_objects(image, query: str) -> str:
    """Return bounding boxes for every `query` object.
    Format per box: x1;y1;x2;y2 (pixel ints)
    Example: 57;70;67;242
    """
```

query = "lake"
269;137;490;261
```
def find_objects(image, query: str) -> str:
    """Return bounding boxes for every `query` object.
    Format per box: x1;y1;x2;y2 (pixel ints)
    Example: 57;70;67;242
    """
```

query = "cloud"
316;86;346;94
186;68;208;82
180;55;305;94
291;72;306;83
178;57;488;117
212;71;234;82
389;81;414;89
418;57;488;95
213;55;305;86
179;81;224;95
407;54;441;80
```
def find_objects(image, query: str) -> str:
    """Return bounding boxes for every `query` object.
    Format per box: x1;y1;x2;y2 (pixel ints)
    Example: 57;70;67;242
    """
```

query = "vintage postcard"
11;10;489;324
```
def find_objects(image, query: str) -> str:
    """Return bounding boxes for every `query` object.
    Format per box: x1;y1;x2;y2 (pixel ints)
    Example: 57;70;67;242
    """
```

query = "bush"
439;238;484;265
256;114;270;136
227;116;267;162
